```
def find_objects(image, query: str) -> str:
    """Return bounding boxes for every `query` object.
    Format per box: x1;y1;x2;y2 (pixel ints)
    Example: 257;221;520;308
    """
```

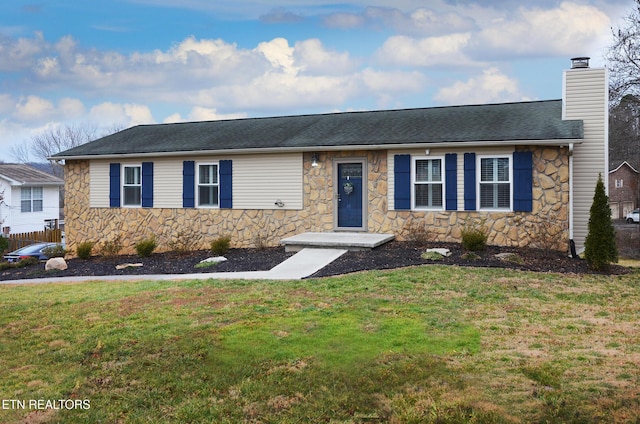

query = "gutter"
49;138;584;161
568;142;578;258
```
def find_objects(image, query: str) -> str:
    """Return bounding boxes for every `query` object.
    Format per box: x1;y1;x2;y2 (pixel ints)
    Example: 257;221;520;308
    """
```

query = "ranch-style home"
52;58;608;256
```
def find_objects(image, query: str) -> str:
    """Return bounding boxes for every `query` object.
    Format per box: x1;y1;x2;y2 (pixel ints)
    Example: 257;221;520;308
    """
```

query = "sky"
0;0;635;160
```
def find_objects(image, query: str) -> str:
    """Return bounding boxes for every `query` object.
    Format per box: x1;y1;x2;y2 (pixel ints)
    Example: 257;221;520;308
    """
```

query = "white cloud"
89;102;155;127
0;31;46;72
293;39;355;75
14;95;55;121
164;107;248;123
58;98;86;118
323;6;476;36
433;67;528;105
375;33;478;68
475;2;611;57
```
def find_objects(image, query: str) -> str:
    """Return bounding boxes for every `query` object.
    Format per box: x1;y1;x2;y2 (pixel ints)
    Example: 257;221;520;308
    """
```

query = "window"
21;187;43;213
198;163;219;207
413;158;443;209
123;165;142;206
615;179;624;188
479;157;511;209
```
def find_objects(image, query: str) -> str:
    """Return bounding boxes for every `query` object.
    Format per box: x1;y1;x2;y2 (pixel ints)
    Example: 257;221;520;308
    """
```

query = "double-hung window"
479;156;511;209
21;187;43;213
198;163;219;207
413;158;443;209
123;165;142;206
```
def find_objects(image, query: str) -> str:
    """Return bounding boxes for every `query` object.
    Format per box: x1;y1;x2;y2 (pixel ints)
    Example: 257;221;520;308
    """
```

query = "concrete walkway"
0;247;348;285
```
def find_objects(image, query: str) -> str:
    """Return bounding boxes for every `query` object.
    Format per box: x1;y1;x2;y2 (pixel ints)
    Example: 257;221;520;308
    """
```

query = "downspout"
568;142;578;258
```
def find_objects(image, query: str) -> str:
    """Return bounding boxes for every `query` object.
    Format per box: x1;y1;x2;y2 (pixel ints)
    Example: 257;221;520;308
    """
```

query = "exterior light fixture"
311;153;319;167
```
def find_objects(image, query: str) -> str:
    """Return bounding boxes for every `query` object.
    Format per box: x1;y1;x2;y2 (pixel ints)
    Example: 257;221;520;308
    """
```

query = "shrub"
584;174;618;271
135;236;157;258
16;257;39;268
461;221;488;251
76;241;94;260
0;236;8;253
43;244;66;258
210;235;231;255
404;220;433;245
101;235;123;257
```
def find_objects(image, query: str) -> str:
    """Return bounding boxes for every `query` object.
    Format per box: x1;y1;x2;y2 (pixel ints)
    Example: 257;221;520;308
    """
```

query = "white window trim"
477;154;513;211
122;164;142;208
615;179;623;188
21;186;44;213
411;155;445;211
196;162;220;209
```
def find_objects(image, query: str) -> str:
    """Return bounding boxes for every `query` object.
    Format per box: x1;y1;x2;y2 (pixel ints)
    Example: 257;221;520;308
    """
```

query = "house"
0;164;64;235
609;160;639;219
51;57;608;255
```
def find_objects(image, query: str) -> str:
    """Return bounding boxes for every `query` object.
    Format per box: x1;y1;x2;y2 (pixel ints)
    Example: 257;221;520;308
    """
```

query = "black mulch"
0;241;631;282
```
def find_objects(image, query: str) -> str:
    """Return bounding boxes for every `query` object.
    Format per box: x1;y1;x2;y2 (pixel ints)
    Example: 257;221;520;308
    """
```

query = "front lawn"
1;266;639;423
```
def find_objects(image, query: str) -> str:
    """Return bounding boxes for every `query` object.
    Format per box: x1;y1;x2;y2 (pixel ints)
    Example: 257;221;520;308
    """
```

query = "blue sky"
0;0;634;158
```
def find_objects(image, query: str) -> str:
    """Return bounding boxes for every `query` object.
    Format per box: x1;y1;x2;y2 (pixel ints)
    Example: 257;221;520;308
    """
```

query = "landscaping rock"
115;263;143;270
425;248;451;257
45;257;68;271
199;256;228;265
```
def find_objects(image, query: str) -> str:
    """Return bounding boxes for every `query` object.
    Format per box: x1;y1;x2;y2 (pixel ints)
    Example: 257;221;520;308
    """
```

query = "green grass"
1;266;639;423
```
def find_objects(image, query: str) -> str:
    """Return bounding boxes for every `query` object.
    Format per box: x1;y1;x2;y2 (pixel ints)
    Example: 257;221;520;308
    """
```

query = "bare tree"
10;123;105;178
607;0;640;105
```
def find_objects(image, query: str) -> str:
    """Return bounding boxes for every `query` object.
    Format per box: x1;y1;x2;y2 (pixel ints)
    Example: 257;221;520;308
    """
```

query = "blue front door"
337;162;363;228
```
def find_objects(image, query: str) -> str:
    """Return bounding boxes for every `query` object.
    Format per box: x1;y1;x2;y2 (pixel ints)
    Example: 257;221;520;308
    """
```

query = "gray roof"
52;99;583;158
0;164;63;185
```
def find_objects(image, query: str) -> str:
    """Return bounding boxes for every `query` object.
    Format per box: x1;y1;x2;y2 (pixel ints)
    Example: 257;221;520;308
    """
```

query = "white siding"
0;179;60;234
90;161;110;208
232;153;303;210
89;152;303;210
153;158;184;208
563;67;608;252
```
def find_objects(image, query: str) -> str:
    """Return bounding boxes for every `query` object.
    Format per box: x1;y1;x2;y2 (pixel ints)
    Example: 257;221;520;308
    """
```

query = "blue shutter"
109;163;120;208
142;162;154;208
394;154;411;210
219;160;233;209
182;161;195;208
513;151;533;212
445;153;457;211
464;153;476;211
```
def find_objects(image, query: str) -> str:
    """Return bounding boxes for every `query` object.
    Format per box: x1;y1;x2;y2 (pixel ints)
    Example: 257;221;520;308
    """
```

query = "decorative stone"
63;147;570;255
199;257;227;264
426;248;451;257
45;257;67;271
115;263;143;270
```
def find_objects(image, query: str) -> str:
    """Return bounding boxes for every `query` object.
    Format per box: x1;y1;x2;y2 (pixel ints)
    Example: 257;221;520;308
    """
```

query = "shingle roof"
0;164;64;185
52;99;583;158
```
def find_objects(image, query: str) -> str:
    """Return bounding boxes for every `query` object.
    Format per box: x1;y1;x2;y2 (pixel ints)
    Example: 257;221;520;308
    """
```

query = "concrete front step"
280;232;395;252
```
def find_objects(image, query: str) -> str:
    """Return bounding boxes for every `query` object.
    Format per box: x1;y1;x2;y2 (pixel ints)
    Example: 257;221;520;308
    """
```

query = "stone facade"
64;146;570;255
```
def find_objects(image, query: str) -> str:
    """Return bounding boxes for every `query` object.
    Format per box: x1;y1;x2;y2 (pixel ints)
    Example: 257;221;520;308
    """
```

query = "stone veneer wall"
64;146;569;255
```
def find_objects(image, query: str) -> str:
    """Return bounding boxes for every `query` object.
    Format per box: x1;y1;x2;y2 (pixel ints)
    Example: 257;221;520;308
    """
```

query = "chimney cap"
571;57;590;69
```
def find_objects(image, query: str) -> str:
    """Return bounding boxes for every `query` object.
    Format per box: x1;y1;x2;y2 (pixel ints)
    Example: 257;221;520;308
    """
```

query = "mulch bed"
0;241;631;282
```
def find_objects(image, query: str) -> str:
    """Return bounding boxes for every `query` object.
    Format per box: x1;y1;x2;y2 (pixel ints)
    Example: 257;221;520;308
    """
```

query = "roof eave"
49;138;584;161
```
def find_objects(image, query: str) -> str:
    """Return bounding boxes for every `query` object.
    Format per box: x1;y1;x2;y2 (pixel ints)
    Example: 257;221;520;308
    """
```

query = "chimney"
570;57;590;69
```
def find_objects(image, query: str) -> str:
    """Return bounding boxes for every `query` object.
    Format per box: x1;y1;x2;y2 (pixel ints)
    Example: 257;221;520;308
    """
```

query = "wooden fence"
4;229;63;252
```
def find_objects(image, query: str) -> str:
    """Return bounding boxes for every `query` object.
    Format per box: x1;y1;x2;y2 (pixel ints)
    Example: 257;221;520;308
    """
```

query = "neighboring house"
52;58;608;255
609;160;639;219
0;164;64;235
